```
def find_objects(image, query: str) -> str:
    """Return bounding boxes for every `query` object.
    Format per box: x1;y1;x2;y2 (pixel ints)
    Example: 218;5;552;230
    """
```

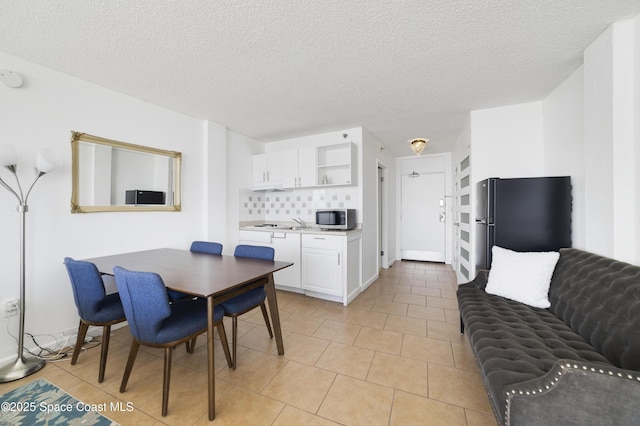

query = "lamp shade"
36;148;59;173
409;138;428;156
0;143;18;167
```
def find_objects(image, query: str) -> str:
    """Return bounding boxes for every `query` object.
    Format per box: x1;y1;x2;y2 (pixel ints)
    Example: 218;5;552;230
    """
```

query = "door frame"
377;161;390;269
395;153;453;264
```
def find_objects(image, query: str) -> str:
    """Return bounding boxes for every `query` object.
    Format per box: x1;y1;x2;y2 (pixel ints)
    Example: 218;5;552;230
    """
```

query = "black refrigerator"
476;176;572;270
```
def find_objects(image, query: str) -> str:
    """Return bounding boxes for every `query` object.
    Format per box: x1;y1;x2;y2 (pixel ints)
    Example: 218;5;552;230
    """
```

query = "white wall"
541;15;640;264
636;13;640;262
543;66;586;249
470;101;545;184
574;17;638;262
225;129;265;254
204;120;228;248
0;51;209;362
362;129;396;285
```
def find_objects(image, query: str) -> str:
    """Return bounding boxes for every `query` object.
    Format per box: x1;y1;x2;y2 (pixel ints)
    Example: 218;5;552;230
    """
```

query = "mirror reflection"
71;132;181;213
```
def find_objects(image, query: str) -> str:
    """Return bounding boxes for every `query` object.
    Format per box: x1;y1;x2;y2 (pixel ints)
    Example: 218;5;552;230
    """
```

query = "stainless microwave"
315;209;357;230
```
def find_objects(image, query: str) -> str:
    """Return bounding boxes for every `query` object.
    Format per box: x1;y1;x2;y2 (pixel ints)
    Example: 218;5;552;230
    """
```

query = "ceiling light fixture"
409;138;428;155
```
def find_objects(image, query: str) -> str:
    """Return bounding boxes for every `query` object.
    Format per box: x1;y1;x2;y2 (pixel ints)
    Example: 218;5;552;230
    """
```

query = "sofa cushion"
549;248;640;371
486;246;559;308
457;283;611;421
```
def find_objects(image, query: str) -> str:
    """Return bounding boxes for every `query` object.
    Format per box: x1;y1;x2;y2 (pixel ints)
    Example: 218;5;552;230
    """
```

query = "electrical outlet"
4;299;19;317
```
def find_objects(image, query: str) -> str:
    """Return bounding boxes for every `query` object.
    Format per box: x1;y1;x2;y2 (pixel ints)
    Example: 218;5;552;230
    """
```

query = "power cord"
5;309;102;362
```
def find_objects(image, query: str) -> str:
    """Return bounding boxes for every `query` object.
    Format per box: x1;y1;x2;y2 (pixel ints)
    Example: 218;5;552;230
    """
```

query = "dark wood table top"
84;248;293;298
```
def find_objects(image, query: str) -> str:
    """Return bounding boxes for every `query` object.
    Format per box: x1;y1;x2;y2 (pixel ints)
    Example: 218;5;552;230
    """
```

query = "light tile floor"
0;261;497;425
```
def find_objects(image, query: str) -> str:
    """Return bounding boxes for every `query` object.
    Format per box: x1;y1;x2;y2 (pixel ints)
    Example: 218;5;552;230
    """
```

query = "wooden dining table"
83;248;293;420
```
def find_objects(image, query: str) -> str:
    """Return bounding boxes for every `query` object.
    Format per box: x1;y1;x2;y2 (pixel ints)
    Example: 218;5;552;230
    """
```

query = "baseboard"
361;272;379;291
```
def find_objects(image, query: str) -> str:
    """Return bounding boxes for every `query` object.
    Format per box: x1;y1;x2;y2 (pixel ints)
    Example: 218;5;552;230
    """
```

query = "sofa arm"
458;269;490;291
505;359;640;426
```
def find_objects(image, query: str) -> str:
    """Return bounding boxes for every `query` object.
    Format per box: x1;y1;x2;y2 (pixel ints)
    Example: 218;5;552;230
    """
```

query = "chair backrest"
113;266;172;343
190;241;223;255
234;244;275;261
64;257;109;321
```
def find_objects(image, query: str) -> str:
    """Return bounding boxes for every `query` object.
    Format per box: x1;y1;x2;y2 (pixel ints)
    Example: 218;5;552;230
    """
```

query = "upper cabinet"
282;146;317;188
252;152;282;187
254;142;355;190
317;142;355;187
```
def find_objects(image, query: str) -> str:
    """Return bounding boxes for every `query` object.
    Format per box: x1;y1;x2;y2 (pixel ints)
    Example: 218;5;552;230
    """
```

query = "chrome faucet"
292;217;305;228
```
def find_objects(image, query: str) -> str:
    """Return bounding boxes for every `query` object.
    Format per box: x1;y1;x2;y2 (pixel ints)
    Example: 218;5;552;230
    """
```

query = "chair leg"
231;316;238;370
185;336;197;353
98;325;112;383
71;320;89;366
162;347;173;417
216;322;232;368
120;341;140;393
260;303;273;339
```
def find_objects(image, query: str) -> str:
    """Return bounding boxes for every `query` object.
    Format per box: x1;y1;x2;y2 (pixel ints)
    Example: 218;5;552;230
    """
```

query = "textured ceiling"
1;1;639;156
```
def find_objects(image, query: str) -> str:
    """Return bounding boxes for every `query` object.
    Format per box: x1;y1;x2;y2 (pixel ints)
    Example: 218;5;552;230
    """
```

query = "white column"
583;18;638;263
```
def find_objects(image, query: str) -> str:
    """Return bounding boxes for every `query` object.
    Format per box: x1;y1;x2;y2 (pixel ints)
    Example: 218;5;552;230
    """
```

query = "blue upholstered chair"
113;266;231;416
63;257;126;383
219;244;275;369
166;241;224;302
190;240;223;255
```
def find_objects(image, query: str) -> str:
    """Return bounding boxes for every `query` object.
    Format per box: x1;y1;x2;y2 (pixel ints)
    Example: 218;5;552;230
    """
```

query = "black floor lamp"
0;144;58;382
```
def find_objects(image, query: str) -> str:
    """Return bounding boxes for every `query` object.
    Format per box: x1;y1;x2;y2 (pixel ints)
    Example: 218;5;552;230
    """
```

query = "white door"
401;172;446;262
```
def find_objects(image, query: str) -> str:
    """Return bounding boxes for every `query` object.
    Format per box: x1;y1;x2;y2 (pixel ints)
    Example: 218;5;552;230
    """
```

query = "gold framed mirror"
71;131;182;213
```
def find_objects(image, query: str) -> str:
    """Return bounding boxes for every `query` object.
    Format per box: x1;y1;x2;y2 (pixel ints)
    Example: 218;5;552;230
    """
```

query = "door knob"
439;213;446;222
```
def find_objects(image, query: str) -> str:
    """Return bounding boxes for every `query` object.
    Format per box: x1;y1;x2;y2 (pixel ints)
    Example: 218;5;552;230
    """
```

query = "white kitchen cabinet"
282;147;317;188
253;143;354;189
317;142;355;187
270;232;301;289
302;232;361;305
252;152;283;186
301;236;342;296
238;230;301;289
238;228;362;305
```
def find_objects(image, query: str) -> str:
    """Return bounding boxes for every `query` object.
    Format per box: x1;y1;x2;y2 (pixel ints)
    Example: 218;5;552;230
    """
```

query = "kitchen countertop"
239;222;361;236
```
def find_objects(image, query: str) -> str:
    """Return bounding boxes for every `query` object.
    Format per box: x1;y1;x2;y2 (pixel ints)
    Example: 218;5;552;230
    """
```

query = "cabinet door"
271;233;301;288
252;154;267;184
297;146;317;187
302;247;341;295
266;152;282;183
281;150;299;188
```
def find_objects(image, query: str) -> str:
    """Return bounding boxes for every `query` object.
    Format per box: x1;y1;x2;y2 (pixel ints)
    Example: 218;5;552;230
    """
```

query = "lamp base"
0;355;45;383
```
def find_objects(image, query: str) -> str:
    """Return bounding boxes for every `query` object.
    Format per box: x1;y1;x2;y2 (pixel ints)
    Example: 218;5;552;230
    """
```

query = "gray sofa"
457;248;640;426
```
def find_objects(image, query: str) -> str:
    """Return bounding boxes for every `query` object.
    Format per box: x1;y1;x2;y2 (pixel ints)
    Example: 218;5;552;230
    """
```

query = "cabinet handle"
313;237;325;240
266;171;270;181
263;171;266;181
337;253;341;266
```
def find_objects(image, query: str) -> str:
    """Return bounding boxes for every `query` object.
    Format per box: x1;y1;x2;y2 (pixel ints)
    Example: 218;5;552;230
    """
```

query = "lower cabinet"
239;229;361;305
238;230;301;289
302;243;342;296
301;233;361;305
270;232;302;289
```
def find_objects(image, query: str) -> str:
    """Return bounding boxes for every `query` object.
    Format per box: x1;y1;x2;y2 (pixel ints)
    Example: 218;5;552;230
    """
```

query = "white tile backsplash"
239;187;359;223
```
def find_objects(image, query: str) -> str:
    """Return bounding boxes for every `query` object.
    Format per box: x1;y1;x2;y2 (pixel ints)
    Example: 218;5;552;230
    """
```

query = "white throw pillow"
485;246;560;308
